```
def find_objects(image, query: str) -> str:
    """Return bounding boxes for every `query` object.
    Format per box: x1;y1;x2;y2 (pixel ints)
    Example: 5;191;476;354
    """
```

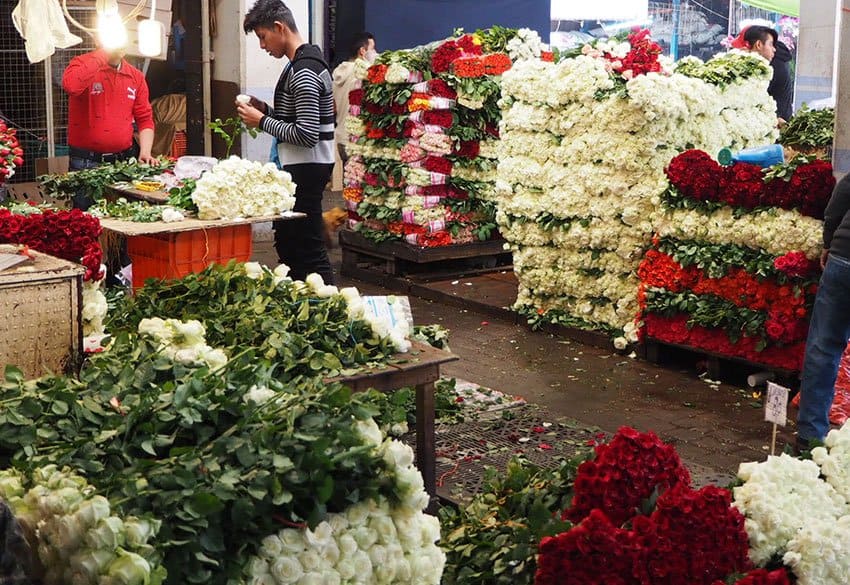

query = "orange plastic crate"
171;130;187;158
127;224;253;289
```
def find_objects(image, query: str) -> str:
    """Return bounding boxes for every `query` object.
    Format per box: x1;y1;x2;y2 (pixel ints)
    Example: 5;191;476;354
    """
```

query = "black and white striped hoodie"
260;44;335;166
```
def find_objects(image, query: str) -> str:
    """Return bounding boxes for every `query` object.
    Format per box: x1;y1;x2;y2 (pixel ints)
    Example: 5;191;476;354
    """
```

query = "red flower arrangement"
366;64;388;84
713;569;792;585
0;208;103;281
537;428;751;585
453;140;481;159
774;250;818;278
426;78;457;100
456;34;483;55
0;119;23;184
566;427;690;527
665;149;836;218
423;155;453;175
606;29;663;78
420;230;453;247
430;40;462;74
422;110;454;128
540;50;555;62
453;56;486;78
483;52;512;76
348;88;364;107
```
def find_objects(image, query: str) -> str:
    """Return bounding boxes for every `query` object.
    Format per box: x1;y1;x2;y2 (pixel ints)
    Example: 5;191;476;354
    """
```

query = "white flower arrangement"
82;279;108;338
783;515;850;585
812;424;850;502
137;317;229;370
192;156;297;220
505;28;543;62
0;466;162;585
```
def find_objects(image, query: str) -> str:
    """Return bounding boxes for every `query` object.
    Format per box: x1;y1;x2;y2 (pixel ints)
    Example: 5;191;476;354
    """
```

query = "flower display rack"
339;228;511;281
0;245;84;378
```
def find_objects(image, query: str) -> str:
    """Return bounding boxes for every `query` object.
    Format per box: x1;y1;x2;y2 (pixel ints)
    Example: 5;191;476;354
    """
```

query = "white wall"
795;0;839;109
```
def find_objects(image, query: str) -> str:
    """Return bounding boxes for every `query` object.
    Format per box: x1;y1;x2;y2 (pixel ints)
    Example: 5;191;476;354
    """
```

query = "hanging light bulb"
138;19;164;56
97;6;128;50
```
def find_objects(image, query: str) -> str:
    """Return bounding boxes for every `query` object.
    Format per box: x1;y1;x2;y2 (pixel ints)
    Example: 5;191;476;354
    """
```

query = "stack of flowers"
0;466;164;585
640;150;834;370
0;207;108;338
344;27;547;247
191;156;297;220
496;31;777;344
535;426;767;585
0;118;23;185
732;420;850;584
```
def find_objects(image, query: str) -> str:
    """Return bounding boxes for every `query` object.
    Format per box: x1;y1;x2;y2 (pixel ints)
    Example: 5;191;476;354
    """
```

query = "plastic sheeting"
739;0;799;17
792;342;850;427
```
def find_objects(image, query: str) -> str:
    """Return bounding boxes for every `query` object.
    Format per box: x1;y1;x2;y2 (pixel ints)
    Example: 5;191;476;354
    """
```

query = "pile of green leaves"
39;158;172;202
89;196;165;222
0;341;393;584
167;178;198;213
107;262;398;378
675;53;772;87
780;105;834;148
439;455;586;585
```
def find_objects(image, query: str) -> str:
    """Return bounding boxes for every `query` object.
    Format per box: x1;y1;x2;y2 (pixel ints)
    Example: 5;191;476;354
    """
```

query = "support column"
795;0;839;110
833;2;850;174
183;0;206;155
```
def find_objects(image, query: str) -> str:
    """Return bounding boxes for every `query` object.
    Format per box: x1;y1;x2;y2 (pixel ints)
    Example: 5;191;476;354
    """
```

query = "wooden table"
326;341;458;504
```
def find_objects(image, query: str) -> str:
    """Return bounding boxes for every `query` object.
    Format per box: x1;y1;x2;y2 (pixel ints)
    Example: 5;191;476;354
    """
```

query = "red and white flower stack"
0;119;23;185
343;28;547;247
640;150;835;371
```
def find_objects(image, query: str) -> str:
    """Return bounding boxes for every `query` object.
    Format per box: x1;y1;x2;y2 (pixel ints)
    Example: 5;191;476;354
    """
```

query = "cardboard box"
35;157;69;176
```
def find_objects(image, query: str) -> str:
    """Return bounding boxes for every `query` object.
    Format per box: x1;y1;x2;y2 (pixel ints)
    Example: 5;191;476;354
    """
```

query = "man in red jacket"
62;47;157;208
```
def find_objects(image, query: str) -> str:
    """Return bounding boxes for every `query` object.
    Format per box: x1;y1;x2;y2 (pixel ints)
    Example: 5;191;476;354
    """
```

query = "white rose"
270;556;305;584
74;495;111;528
337;534;358;557
305;273;325;291
298;549;322;572
86;516;125;550
346;502;370;527
351;525;378;550
244;262;265;279
244;385;276;406
381;440;414;470
248;557;271;576
352;550;373;580
369;515;397;545
335;556;356;580
355;419;383;447
259;534;284;558
274;263;292;283
327;514;349;535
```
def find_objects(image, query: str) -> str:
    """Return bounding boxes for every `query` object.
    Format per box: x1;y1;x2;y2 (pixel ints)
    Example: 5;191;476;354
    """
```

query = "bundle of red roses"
422;155;453;175
712;568;792;585
665;149;722;202
720;162;765;209
607;29;664;79
565;427;691;526
0;208;103;281
537;428;751;585
773;250;818;278
0;119;23;184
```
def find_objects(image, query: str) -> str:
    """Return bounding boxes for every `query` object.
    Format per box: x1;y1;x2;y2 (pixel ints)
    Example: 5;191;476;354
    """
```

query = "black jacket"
824;173;850;259
769;41;794;121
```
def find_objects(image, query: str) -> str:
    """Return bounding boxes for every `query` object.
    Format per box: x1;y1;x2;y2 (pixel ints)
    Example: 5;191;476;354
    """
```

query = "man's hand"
139;153;159;166
237;103;264;129
777;117;787;129
821;248;830;270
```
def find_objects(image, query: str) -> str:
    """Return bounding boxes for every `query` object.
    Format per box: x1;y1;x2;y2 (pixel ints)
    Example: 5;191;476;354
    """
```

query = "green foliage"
439;455;587;585
167;178;198;213
515;303;618;336
780;105;834;148
209;118;260;158
89;197;164;222
675;53;772;87
39;158;172;202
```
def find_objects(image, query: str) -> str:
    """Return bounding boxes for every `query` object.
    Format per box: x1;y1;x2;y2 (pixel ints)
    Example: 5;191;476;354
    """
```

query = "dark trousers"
275;163;335;285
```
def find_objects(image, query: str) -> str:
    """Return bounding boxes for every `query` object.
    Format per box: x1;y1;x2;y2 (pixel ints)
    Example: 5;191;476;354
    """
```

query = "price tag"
764;382;790;426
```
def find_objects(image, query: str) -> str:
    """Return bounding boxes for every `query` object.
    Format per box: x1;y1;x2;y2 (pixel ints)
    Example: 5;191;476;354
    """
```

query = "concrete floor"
251;193;800;479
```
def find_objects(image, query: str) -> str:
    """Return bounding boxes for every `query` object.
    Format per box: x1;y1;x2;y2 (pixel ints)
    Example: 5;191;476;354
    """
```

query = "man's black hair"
743;25;778;47
243;0;298;34
348;32;374;60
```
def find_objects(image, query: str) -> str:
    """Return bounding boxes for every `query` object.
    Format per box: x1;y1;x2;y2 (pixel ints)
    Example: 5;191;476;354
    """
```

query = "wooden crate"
0;246;85;379
339;228;512;281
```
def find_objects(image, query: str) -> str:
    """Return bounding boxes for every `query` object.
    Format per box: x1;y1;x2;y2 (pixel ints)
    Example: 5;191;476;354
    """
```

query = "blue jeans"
797;253;850;441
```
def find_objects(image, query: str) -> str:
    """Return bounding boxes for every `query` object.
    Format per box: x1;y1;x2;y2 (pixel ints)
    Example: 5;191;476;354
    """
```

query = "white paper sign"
362;296;414;330
764;382;790;426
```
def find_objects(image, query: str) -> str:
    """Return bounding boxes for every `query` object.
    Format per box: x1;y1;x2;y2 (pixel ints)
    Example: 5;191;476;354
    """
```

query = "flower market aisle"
254;217;790;486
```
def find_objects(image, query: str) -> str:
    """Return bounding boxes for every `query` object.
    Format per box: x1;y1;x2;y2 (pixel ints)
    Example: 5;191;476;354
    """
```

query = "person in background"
238;0;336;284
796;174;850;451
731;25;794;124
333;31;376;165
62;46;157;209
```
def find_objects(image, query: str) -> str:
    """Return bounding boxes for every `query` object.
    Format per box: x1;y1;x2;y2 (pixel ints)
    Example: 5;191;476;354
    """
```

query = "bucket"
718;144;785;168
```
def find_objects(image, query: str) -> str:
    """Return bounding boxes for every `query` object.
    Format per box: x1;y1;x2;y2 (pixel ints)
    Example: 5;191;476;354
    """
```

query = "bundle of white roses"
0;466;164;585
137;317;229;370
733;425;850;585
496;41;777;343
192;156;297;220
244;419;443;585
82;278;109;339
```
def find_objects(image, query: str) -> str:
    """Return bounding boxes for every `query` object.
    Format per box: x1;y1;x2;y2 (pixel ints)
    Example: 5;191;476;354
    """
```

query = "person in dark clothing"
732;25;794;123
238;0;336;284
797;174;850;448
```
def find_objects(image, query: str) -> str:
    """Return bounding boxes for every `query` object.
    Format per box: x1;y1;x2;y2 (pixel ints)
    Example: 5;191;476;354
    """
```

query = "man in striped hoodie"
239;0;336;284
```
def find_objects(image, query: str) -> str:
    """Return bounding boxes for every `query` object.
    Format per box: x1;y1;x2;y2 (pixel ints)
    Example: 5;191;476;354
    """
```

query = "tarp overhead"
739;0;799;17
365;0;550;51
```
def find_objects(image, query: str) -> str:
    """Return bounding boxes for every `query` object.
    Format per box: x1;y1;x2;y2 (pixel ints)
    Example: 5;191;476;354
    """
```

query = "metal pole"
44;55;55;158
671;0;681;61
184;0;205;154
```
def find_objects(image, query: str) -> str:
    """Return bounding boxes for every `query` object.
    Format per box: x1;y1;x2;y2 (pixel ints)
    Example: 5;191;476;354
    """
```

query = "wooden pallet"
339;228;512;281
642;337;799;383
